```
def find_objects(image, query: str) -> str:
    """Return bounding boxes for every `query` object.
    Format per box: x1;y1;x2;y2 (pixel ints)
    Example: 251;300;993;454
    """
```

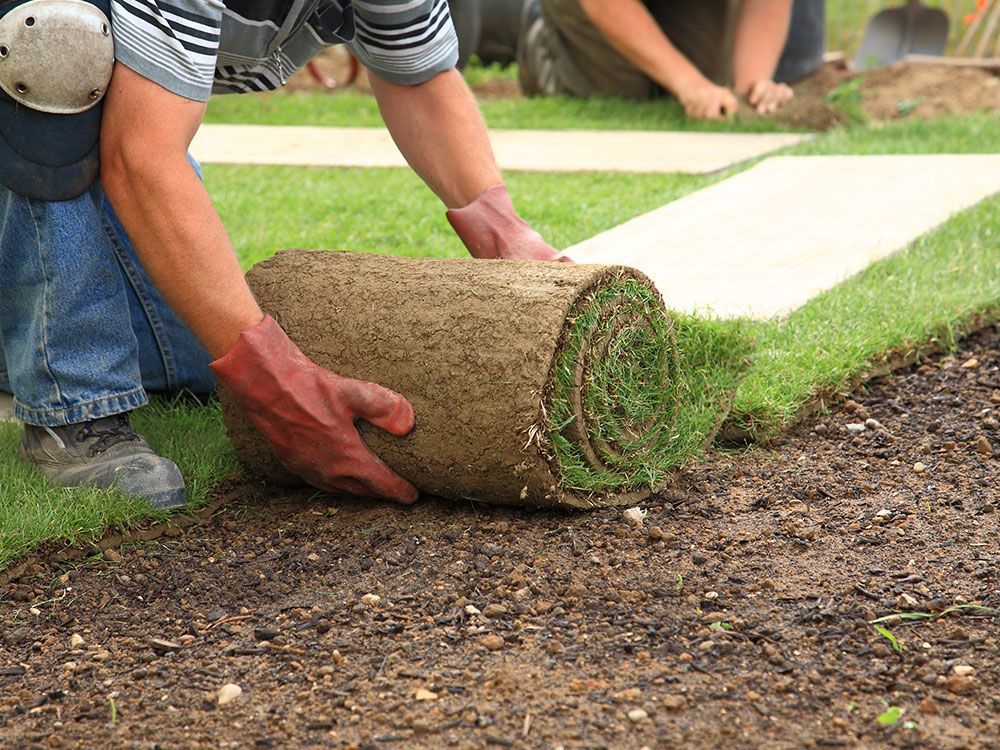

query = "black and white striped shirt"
111;0;459;100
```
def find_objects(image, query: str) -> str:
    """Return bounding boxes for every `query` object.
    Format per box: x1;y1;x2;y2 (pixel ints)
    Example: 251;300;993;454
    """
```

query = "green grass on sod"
206;88;806;133
730;193;1000;439
1;107;997;572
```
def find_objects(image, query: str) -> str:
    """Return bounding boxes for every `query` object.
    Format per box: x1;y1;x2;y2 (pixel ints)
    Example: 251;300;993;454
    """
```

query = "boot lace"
76;415;141;457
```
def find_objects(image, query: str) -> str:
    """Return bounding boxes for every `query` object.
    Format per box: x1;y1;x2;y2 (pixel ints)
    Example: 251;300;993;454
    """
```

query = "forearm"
101;154;262;357
579;0;705;95
732;0;793;94
369;69;501;209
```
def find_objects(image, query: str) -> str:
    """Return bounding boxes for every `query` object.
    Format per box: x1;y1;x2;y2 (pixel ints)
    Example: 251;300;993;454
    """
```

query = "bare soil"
2;325;998;748
770;60;1000;130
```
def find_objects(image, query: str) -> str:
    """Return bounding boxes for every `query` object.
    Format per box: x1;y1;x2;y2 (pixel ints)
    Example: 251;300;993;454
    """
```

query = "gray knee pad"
0;0;114;200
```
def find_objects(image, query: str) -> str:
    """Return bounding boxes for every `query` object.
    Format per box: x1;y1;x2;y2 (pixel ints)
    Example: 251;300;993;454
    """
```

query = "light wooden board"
566;155;1000;319
190;125;809;174
0;393;14;423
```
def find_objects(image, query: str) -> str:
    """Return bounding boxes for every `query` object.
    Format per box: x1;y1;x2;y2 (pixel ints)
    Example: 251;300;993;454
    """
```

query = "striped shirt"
111;0;459;100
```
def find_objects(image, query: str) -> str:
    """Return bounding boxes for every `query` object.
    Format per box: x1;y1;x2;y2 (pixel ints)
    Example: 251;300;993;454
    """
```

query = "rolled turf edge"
222;251;752;508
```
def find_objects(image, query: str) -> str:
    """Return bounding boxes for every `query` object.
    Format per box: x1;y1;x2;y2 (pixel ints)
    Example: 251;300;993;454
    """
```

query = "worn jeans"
0;169;215;427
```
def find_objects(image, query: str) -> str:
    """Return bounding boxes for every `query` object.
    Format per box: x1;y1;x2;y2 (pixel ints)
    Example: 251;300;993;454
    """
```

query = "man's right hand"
211;315;419;503
676;76;738;121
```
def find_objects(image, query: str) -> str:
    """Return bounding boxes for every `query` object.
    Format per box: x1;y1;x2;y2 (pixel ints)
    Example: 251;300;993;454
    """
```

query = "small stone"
414;688;438;702
952;664;976;677
865;418;885;431
919;696;939;715
102;548;122;563
217;683;243;706
896;593;919;610
973;436;993;457
69;634;85;649
647;525;666;542
481;634;504;651
29;607;41;616
627;708;648;723
874;508;892;521
464;605;482;616
846;423;866;434
913;462;926;473
662;694;686;711
178;634;196;645
945;673;976;694
360;593;381;607
306;553;321;562
622;507;647;527
960;357;979;369
147;638;182;653
483;604;508;618
92;650;111;662
703;591;719;600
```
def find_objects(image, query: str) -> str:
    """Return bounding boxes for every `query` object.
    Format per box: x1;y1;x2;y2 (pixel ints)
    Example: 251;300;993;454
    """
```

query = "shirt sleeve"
111;0;224;101
347;0;459;86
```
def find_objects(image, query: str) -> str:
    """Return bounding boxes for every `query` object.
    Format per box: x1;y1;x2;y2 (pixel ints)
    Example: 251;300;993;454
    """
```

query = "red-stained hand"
211;316;418;503
447;185;572;262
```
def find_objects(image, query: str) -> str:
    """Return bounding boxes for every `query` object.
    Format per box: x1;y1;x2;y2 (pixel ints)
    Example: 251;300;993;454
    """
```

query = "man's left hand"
744;80;794;115
447;185;571;262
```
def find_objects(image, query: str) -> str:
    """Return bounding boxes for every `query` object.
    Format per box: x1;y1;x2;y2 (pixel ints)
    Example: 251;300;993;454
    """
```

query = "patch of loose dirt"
771;60;1000;130
2;327;999;749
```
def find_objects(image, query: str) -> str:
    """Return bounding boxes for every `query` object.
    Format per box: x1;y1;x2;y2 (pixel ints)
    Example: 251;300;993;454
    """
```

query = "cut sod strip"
190;124;809;174
221;251;751;508
566;154;1000;319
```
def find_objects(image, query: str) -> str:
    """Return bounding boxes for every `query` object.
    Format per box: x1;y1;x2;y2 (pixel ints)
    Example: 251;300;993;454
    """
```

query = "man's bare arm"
100;63;262;357
578;0;737;120
368;68;500;209
732;0;794;113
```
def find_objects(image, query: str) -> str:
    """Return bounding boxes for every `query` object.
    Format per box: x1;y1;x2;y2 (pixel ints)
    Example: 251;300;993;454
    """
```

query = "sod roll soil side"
222;250;681;508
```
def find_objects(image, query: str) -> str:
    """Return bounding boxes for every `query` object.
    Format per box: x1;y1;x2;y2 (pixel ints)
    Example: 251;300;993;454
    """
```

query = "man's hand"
676;76;739;121
447;186;570;262
744;79;794;115
211;316;419;503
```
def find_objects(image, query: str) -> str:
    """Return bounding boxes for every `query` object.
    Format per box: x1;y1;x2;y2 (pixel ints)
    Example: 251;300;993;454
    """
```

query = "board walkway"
566;154;1000;319
190;124;808;174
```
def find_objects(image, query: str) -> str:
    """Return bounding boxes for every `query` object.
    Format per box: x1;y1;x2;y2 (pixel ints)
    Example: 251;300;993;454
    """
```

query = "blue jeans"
0;175;215;427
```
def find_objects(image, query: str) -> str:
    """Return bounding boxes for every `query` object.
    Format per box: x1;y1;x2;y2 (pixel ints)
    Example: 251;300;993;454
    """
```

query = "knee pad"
0;0;114;200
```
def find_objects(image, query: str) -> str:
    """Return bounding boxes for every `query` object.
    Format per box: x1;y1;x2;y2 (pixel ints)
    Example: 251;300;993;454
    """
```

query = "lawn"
1;76;997;571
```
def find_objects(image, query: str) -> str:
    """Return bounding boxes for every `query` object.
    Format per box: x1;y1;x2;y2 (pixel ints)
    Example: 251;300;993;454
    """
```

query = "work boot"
19;414;187;510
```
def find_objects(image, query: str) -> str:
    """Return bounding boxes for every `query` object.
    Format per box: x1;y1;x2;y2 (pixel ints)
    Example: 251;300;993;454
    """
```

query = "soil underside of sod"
291;53;1000;131
2;326;998;749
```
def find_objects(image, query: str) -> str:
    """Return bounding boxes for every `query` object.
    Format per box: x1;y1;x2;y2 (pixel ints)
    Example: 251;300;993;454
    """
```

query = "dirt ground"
287;52;1000;130
2;315;998;748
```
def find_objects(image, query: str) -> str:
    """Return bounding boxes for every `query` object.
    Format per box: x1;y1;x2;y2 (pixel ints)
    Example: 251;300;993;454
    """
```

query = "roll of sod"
221;250;680;508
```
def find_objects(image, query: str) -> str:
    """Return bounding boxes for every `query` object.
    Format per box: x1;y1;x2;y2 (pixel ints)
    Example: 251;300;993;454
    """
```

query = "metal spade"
853;0;950;70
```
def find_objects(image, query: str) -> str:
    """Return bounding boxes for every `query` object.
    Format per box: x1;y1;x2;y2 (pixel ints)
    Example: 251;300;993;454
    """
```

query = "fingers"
349;448;421;504
748;81;794;115
341;379;416;437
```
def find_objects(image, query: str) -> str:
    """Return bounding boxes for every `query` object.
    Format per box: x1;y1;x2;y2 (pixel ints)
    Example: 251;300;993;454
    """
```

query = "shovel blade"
853;3;949;71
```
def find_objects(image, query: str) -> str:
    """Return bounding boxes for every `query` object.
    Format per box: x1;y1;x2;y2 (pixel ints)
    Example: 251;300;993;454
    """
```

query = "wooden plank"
566;155;1000;319
903;53;1000;70
191;125;809;174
